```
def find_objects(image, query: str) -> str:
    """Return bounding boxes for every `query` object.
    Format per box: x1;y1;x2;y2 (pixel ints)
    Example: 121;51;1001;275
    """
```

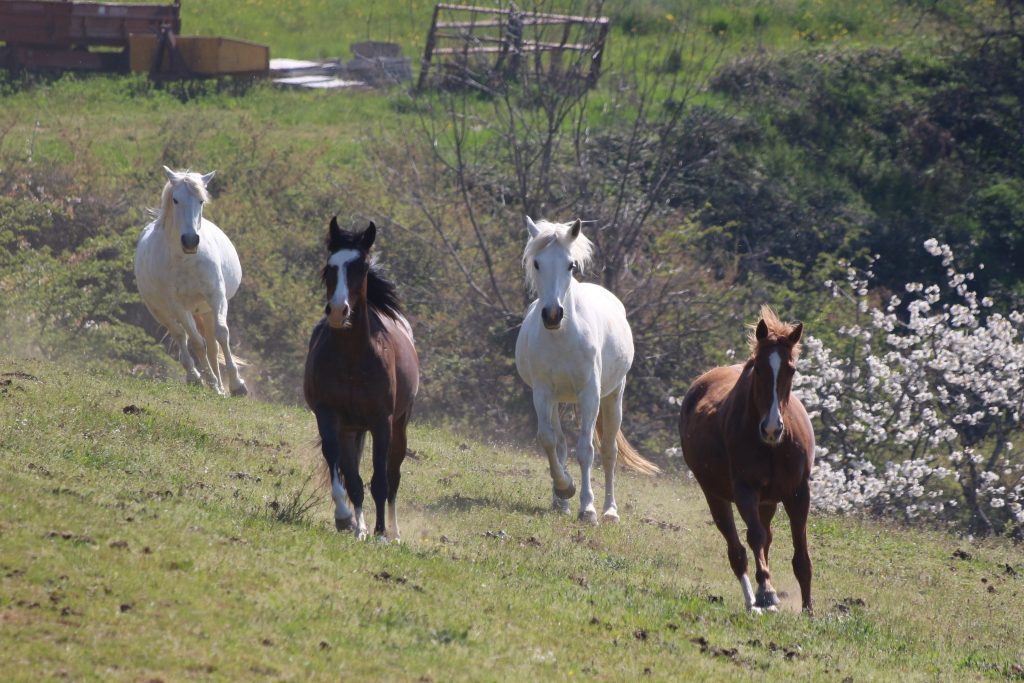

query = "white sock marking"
331;468;352;521
741;574;756;610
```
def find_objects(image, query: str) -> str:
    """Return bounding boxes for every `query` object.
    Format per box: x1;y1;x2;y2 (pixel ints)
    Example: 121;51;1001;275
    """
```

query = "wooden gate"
417;2;609;91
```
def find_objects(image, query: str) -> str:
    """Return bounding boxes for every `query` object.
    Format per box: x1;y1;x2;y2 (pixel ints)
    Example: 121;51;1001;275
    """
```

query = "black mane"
364;263;404;321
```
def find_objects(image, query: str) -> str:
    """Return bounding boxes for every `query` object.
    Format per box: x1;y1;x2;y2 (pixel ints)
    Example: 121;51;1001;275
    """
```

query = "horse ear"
525;215;540;238
162;165;178;182
200;171;216;187
328;216;343;251
788;322;803;345
570;218;582;240
361;222;376;251
755;319;769;342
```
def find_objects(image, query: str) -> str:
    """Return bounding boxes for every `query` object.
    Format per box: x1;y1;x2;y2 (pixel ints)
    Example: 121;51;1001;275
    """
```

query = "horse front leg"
197;312;224;395
734;481;777;612
212;298;247;397
179;310;220;394
167;322;203;386
338;431;368;539
369;418;392;539
756;502;781;609
597;384;626;523
533;389;575;502
704;493;755;612
574;383;600;525
783;481;813;613
314;408;354;533
550;403;570;515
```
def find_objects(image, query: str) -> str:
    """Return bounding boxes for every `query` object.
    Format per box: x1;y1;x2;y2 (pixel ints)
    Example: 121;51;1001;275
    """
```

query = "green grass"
2;356;1023;681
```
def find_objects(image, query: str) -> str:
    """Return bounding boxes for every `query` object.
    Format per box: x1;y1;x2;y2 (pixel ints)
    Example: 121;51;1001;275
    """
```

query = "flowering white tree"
795;240;1024;537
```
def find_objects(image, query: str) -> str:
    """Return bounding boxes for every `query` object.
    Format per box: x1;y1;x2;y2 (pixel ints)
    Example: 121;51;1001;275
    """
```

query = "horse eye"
172;198;178;204
569;261;577;272
533;260;539;270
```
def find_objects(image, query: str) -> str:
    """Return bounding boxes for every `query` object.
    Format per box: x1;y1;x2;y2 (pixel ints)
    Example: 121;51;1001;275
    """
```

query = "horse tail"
593;411;662;476
192;314;250;367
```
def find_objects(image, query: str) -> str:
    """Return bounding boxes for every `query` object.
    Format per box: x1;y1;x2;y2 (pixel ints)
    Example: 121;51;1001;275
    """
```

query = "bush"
796;240;1024;537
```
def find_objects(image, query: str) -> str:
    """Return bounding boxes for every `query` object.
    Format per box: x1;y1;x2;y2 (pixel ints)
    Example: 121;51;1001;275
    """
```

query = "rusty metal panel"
0;0;179;47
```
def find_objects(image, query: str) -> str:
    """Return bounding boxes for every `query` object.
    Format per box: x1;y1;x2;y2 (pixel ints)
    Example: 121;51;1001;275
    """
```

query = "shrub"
796;240;1024;537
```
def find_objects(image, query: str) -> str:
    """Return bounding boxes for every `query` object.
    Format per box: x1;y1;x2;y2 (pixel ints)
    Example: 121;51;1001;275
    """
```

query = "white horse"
515;216;660;524
134;166;247;396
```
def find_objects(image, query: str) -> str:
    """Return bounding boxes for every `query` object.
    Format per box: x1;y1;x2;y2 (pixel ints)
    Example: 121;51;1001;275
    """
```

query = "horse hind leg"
705;494;760;613
368;419;392;539
783;482;813;613
384;413;410;542
596;387;625;523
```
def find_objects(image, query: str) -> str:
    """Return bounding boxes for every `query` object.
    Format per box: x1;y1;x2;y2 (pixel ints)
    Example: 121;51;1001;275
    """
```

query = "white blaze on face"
327;249;361;316
764;351;783;439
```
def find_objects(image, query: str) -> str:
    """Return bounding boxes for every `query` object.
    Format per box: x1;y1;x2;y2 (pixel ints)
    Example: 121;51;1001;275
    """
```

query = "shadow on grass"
427;493;549;517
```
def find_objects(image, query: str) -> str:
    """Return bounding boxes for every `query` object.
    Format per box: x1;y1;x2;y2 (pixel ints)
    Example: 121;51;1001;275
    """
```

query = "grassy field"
2;355;1023;681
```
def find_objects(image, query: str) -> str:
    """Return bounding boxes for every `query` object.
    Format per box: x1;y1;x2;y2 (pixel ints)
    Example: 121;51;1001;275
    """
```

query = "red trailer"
0;0;181;71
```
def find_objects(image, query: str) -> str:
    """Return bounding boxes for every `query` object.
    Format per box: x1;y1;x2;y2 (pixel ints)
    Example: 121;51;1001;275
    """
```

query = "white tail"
193;314;250;367
593;412;662;475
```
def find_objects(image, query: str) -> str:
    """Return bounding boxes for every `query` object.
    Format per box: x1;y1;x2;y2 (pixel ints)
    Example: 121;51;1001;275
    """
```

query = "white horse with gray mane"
134;166;247;396
515;216;660;525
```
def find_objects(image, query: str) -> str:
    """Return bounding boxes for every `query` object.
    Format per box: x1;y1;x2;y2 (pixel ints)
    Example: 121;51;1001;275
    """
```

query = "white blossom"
796;240;1024;535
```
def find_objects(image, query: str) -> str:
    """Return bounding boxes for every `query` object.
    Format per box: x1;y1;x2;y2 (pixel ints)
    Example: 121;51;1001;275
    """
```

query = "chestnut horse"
678;306;814;612
304;219;419;541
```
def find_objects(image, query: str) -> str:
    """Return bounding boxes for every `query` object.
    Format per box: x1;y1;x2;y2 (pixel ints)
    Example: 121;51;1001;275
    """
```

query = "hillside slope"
1;356;1022;681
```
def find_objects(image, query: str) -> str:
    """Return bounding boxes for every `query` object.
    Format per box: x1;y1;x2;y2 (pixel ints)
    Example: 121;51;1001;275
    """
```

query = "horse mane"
364;262;404;321
747;304;802;359
522;219;594;295
150;170;211;222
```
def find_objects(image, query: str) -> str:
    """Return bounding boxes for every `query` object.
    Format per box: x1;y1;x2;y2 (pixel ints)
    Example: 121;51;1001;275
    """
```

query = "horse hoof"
554;482;576;500
552;498;571;515
354;528;368;541
755;591;780;609
231;382;248;397
335;515;354;532
748;606;764;616
602;509;620;524
578;509;599;526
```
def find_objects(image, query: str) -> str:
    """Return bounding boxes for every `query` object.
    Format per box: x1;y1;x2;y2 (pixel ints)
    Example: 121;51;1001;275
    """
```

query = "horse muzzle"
325;303;351;329
181;234;200;254
541;305;564;330
759;418;785;445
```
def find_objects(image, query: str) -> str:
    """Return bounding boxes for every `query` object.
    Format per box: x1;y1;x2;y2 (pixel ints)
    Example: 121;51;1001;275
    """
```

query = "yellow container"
129;34;269;76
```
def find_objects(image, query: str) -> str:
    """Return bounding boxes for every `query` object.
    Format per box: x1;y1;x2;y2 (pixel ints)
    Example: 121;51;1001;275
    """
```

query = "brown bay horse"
678;306;814;612
304;218;419;541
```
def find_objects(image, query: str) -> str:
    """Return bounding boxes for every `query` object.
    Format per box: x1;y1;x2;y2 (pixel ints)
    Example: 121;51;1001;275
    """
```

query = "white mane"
522;219;594;295
150;170;211;223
